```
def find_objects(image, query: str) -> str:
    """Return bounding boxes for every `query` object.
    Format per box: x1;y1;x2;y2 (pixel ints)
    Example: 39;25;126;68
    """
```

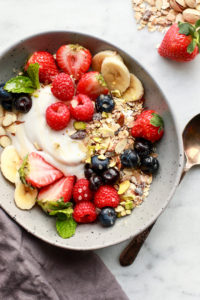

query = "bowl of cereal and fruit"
0;32;183;250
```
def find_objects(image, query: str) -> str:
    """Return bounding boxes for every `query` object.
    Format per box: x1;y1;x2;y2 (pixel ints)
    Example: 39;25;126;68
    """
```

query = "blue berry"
91;155;109;173
89;174;103;191
120;149;140;168
14;95;32;113
140;156;159;174
0;83;14;111
95;94;115;113
102;167;119;184
99;207;117;227
134;138;153;157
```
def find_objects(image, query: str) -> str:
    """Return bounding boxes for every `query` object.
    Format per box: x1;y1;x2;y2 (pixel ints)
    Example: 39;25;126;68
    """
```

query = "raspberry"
94;185;120;208
70;94;94;122
73;178;93;203
46;102;70;131
51;73;75;101
73;201;97;223
131;110;164;143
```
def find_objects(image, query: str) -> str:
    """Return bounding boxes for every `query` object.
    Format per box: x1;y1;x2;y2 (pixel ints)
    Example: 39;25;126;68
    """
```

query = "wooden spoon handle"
119;222;155;266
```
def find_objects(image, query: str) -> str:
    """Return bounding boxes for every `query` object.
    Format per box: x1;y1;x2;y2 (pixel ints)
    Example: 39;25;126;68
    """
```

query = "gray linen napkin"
0;208;128;300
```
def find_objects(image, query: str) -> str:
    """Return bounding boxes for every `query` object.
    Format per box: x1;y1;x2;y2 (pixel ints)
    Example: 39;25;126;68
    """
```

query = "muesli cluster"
0;44;164;239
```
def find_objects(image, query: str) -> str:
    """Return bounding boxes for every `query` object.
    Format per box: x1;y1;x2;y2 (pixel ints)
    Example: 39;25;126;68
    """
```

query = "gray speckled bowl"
0;31;184;250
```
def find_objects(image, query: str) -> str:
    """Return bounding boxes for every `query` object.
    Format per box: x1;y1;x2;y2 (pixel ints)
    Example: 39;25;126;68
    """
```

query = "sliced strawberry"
56;44;92;80
38;176;75;202
19;152;63;188
76;71;108;100
25;51;59;84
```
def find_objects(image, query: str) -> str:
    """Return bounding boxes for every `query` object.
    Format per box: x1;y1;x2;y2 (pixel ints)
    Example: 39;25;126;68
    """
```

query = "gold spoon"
120;114;200;266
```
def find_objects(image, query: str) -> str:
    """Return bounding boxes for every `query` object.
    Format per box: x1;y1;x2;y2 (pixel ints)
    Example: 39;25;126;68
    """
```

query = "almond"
0;136;11;148
170;0;186;11
185;0;196;8
183;8;200;22
176;12;185;21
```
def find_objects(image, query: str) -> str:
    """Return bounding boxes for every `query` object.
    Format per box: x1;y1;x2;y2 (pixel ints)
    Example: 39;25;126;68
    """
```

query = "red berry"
25;51;59;83
94;185;120;208
77;71;108;100
131;110;164;143
20;152;63;188
70;94;94;122
38;176;75;203
51;73;75;101
73;178;93;203
56;44;92;80
158;23;199;62
73;201;97;223
46;102;70;131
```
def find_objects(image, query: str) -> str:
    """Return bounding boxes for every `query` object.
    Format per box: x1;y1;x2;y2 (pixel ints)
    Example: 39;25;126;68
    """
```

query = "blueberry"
84;163;94;179
95;94;115;113
134;138;153;157
91;155;109;173
99;207;117;227
14;94;32;113
140;156;159;174
89;174;103;191
102;167;120;184
0;83;15;111
120;149;140;168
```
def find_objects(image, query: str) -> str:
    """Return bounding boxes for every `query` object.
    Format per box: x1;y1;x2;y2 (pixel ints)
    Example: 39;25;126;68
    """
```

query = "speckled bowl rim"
0;31;184;250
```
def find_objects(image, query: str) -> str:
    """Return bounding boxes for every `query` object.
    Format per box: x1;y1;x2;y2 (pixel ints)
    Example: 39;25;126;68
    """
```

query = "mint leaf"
27;63;40;89
49;207;73;217
56;216;77;239
4;76;34;93
187;40;196;54
150;113;164;133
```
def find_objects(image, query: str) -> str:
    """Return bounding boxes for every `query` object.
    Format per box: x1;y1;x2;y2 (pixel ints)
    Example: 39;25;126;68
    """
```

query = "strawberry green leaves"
150;113;164;133
178;21;200;54
4;63;40;94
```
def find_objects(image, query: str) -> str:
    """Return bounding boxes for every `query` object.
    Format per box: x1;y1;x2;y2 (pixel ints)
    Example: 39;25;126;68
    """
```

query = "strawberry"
46;102;71;131
158;22;200;62
19;152;63;188
76;71;109;100
51;73;75;101
131;110;164;143
56;44;92;80
70;94;94;122
73;201;97;223
94;185;120;208
73;178;93;203
25;51;59;83
38;176;75;203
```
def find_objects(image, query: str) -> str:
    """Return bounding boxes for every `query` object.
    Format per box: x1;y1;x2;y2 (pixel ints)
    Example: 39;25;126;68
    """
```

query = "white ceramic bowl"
0;31;184;250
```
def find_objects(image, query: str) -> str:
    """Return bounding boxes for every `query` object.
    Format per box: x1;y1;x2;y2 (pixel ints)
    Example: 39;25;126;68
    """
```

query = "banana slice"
0;145;21;183
92;50;123;72
122;73;144;102
101;57;130;94
14;182;37;210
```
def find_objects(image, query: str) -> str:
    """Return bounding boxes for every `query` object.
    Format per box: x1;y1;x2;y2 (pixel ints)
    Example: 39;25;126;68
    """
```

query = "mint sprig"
150;113;164;133
178;21;200;54
4;63;40;94
56;217;77;239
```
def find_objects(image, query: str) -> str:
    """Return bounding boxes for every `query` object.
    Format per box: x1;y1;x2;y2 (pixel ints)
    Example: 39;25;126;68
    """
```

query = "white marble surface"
1;0;200;299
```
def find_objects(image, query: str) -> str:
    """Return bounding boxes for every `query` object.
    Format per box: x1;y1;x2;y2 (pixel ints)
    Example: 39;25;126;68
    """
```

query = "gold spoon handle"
119;163;191;267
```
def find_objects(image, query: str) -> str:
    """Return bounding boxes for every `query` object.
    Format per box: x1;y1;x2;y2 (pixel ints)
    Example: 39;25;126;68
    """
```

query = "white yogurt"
11;86;86;178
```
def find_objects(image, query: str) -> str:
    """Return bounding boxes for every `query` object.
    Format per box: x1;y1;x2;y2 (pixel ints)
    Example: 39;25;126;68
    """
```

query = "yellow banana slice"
122;73;144;102
92;50;123;72
14;182;37;210
1;145;21;183
101;57;130;94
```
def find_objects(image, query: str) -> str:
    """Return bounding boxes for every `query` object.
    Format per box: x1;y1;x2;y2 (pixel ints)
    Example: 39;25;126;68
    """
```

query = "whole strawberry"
94;185;120;208
131;110;164;143
25;51;59;83
73;178;93;203
158;22;200;62
76;71;108;100
56;44;92;80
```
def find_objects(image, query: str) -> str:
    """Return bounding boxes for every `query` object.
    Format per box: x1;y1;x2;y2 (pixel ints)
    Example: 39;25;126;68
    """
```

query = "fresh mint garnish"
56;216;77;239
150;113;164;133
178;22;200;54
4;63;40;94
27;63;40;89
49;207;73;217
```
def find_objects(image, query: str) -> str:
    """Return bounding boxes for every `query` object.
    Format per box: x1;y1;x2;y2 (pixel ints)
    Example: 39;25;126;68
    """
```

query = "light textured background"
1;0;200;299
